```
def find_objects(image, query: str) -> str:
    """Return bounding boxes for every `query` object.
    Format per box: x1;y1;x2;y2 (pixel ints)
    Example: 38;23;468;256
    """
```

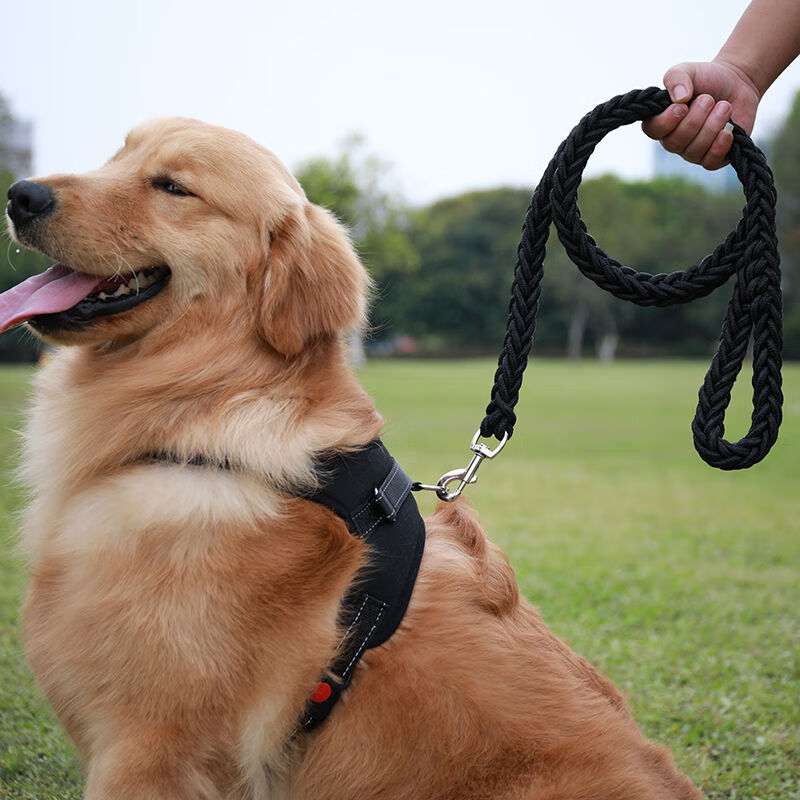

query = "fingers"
642;62;736;170
642;102;690;140
641;64;696;141
663;65;694;104
699;124;735;170
659;95;734;169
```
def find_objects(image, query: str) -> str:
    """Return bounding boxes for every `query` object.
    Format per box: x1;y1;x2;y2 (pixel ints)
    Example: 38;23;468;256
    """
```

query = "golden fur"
10;118;703;799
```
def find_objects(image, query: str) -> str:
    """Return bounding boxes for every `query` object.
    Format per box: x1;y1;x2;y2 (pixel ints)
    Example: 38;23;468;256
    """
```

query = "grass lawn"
1;358;798;799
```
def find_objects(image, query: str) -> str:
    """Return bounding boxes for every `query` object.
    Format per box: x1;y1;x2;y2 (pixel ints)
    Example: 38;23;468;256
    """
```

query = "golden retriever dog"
2;118;703;799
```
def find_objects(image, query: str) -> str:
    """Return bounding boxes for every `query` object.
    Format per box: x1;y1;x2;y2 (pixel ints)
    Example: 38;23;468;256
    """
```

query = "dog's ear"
260;203;369;356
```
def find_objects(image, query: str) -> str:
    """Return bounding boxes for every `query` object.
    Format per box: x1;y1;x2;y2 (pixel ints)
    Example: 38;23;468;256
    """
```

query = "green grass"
1;359;798;799
0;367;84;799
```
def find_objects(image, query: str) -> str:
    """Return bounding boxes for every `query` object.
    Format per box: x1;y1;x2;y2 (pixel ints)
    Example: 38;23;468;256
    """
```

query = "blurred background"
2;0;800;363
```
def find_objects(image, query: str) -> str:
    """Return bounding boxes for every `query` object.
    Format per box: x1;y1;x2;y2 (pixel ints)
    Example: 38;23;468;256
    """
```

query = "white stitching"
360;514;383;539
343;603;386;677
383;462;400;497
335;595;369;653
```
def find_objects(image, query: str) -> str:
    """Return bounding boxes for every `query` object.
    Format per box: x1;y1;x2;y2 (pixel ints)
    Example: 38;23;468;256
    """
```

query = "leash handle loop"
480;87;782;471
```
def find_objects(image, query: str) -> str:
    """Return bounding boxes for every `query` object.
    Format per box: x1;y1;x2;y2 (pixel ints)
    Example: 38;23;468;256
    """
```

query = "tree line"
295;97;800;361
2;93;799;361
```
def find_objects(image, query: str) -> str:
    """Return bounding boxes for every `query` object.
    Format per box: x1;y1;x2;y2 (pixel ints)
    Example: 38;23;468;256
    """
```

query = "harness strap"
299;440;425;732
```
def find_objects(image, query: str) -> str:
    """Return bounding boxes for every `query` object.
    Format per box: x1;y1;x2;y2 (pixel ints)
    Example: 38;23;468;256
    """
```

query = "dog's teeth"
98;292;109;300
134;272;157;289
112;285;131;297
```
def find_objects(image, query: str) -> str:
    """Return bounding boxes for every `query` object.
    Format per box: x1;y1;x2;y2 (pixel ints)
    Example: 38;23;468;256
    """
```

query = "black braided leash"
480;87;782;471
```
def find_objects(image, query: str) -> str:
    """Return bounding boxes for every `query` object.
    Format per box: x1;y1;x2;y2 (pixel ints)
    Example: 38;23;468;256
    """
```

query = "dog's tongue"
0;264;102;333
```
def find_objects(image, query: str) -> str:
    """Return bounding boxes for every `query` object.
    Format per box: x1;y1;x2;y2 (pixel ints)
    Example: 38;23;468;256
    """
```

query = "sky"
2;0;800;206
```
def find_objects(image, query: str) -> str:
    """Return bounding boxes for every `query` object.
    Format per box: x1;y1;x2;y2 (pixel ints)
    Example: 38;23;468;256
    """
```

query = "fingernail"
673;104;689;118
714;101;732;119
671;84;689;102
697;95;714;111
723;122;734;136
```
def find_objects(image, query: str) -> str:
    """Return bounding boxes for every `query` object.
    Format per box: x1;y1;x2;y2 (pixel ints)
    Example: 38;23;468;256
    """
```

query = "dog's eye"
152;177;192;197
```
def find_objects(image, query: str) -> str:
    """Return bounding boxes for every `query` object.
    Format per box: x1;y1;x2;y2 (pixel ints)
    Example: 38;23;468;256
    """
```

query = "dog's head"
2;118;368;355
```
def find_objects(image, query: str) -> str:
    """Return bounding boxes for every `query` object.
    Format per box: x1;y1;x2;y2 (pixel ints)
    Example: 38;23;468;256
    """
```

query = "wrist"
712;53;765;99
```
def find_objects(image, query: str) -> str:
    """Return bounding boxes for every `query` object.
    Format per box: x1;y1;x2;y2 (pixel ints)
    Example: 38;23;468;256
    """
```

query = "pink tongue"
0;264;102;334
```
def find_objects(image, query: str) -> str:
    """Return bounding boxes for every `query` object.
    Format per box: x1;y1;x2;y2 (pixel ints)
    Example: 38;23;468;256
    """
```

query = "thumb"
663;64;694;103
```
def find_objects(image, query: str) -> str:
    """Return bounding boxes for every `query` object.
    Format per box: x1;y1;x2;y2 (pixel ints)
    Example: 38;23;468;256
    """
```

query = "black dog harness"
150;441;425;733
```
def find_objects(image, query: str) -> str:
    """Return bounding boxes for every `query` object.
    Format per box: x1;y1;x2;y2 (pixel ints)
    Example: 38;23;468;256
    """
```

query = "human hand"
642;61;761;170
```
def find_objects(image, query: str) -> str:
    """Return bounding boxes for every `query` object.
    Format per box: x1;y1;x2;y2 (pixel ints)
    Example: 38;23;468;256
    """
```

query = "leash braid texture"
480;87;783;470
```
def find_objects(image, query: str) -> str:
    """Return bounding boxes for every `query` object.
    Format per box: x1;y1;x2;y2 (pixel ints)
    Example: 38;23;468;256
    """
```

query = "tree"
382;188;535;352
400;178;745;358
293;135;419;348
547;175;745;358
770;89;800;358
0;94;49;362
546;176;648;359
0;95;15;173
287;133;760;360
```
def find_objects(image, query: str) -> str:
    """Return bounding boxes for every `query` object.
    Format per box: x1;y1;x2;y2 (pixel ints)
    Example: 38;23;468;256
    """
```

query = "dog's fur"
9;119;703;799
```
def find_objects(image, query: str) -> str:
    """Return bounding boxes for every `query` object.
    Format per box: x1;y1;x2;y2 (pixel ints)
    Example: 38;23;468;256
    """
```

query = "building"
653;142;740;194
3;118;33;178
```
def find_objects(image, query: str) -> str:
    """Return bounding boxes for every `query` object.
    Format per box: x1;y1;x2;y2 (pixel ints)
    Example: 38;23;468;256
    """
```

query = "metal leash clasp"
413;429;509;502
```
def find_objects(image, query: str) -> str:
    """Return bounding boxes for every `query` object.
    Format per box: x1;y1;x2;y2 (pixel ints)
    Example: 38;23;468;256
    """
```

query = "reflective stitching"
335;595;370;654
343;602;386;678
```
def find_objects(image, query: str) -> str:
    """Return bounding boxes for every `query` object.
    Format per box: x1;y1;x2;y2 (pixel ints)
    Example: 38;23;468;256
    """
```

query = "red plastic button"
310;681;332;704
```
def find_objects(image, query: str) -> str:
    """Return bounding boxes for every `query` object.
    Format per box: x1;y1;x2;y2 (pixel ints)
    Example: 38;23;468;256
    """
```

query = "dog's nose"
7;180;57;228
